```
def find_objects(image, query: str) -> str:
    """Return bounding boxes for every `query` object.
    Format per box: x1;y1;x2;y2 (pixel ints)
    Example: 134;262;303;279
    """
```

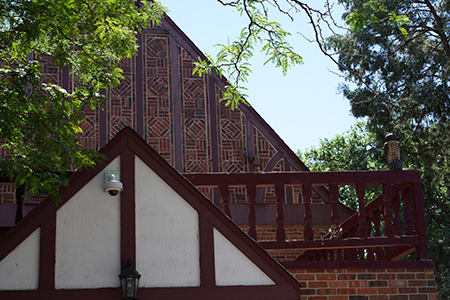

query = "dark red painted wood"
207;76;220;204
120;148;136;268
219;185;232;218
183;170;422;187
356;184;367;238
0;285;300;300
412;182;429;259
366;215;375;261
383;183;394;238
135;34;144;138
329;184;339;227
39;214;56;290
199;215;215;287
402;186;414;235
259;236;420;250
247;184;257;240
171;36;183;172
282;259;434;270
302;184;313;240
0;128;301;299
372;209;384;259
275;184;286;242
14;184;25;224
393;191;402;236
99;89;107;148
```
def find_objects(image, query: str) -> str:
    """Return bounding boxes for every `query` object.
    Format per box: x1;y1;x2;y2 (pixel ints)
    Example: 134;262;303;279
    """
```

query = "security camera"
104;171;123;196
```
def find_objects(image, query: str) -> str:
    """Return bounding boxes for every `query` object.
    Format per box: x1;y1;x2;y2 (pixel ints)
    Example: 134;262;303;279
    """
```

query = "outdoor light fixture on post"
119;258;141;300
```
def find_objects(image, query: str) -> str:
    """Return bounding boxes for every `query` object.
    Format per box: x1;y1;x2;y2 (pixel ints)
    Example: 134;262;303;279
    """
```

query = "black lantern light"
119;258;141;300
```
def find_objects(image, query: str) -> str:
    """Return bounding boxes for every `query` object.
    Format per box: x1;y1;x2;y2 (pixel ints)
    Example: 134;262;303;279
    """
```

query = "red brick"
317;288;337;295
358;274;376;280
338;288;357;295
327;269;346;273
329;281;348;287
388;281;407;287
369;281;387;287
408;281;427;287
317;274;337;280
378;274;396;280
350;281;369;287
329;296;348;300
296;274;315;281
409;296;428;300
357;288;378;295
398;287;417;294
309;297;328;300
387;268;406;273
418;287;436;293
388;296;408;300
378;287;398;294
397;273;415;279
299;289;316;295
369;296;389;300
309;281;328;288
339;274;357;280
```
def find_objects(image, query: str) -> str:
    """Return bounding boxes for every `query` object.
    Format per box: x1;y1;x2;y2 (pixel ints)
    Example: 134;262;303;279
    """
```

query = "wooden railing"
184;170;429;262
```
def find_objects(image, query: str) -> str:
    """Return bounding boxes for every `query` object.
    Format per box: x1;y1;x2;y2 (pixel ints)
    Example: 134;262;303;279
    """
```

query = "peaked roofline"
0;127;301;300
157;15;333;202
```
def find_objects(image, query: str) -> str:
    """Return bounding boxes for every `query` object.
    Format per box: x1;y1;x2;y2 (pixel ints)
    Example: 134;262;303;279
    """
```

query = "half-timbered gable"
0;127;301;299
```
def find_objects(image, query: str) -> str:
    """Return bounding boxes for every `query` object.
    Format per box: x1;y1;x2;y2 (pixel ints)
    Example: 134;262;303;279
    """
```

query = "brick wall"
291;267;437;300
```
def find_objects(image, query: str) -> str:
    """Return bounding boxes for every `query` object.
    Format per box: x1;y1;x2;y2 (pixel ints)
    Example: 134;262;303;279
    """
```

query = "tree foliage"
298;121;384;209
327;1;450;298
0;0;165;199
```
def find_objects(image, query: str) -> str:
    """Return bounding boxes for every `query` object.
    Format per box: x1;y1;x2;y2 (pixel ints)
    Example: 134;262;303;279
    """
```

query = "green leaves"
193;1;302;109
0;1;166;199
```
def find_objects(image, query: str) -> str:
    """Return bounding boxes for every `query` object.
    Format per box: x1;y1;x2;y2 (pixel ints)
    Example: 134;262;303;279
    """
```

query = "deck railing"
184;170;429;262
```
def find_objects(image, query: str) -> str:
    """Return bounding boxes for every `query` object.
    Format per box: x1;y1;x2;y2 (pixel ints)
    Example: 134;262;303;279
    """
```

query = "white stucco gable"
0;228;40;290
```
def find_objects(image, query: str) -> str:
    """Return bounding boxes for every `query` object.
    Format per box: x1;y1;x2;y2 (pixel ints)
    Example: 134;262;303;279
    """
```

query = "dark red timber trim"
245;118;255;172
207;77;221;204
0;131;128;262
207;77;220;173
38;214;56;290
0;285;299;300
62;65;69;91
199;215;215;287
284;159;294;204
283;259;434;270
135;33;144;138
0;128;300;300
99;88;107;149
125;128;301;291
170;36;183;172
120;148;136;268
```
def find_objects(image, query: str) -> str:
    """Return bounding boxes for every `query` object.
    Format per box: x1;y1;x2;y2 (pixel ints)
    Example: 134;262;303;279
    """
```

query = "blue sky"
162;0;357;152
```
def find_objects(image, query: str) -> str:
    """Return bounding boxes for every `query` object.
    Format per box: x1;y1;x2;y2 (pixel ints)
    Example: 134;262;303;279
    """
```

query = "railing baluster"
383;183;394;238
393;191;403;236
356;184;368;238
412;182;429;260
275;184;286;242
373;208;384;259
366;215;375;261
402;186;414;235
303;184;313;240
349;226;358;260
247;184;257;240
219;185;232;218
329;184;340;227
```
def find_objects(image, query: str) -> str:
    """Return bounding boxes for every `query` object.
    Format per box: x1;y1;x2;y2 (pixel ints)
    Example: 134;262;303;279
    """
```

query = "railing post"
275;184;286;242
219;185;232;218
402;186;414;235
329;184;340;227
366;215;375;261
412;182;429;260
392;190;403;236
356;184;368;238
382;183;394;238
373;208;384;259
303;184;313;240
247;184;257;240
